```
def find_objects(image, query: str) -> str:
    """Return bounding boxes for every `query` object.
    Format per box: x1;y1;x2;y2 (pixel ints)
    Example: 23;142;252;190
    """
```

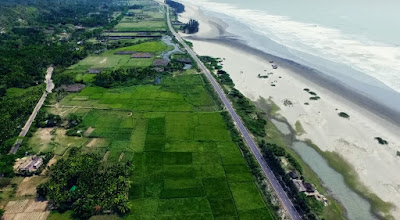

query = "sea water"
178;0;400;113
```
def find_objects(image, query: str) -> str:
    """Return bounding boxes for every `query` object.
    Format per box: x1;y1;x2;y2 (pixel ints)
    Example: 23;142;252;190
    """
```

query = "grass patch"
114;41;167;53
48;211;73;220
295;120;306;135
113;20;166;31
230;182;266;211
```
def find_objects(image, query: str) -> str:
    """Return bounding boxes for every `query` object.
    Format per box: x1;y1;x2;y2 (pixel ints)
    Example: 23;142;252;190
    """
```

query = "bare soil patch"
40;156;57;175
24;200;48;213
100;57;107;64
5;211;50;220
84;127;95;137
103;151;110;162
37;128;53;145
119;152;125;162
16;176;48;197
4;200;29;214
87;138;100;148
3;199;50;220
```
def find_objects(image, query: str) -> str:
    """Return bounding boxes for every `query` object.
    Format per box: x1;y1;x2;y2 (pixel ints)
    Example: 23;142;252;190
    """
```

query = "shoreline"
177;3;400;219
178;3;400;128
193;36;400;128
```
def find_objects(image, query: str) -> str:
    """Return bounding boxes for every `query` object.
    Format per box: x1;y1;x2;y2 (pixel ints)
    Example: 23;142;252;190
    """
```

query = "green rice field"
114;20;166;32
66;41;166;74
45;73;274;219
39;1;275;218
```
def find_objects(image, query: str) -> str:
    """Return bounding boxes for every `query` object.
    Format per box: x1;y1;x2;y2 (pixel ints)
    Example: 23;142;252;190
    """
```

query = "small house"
288;171;298;179
177;58;192;64
74;25;85;30
153;59;169;66
293;180;306;192
115;51;136;55
16;156;44;174
33;159;43;169
154;67;164;72
59;84;86;93
88;68;103;74
131;52;153;58
304;183;315;193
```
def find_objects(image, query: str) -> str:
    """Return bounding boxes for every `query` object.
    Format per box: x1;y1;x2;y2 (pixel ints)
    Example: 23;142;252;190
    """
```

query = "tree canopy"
37;149;132;219
165;0;184;13
183;19;199;34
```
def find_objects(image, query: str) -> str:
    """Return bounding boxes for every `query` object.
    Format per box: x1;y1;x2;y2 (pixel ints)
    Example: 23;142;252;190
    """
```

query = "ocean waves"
179;0;400;95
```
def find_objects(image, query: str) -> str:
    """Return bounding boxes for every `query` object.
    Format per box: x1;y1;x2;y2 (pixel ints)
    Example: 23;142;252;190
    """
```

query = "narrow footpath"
9;66;54;154
165;6;302;220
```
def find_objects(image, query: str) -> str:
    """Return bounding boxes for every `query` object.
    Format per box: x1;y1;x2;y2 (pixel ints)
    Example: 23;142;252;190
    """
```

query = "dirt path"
9;66;54;154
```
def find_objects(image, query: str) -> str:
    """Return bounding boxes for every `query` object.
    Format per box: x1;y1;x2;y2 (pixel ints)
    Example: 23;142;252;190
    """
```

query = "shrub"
308;91;317;96
375;137;388;145
0;178;11;189
37;150;131;219
338;112;350;119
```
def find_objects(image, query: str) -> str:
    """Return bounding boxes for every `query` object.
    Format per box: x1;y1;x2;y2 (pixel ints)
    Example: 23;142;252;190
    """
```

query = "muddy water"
271;118;291;135
292;141;375;220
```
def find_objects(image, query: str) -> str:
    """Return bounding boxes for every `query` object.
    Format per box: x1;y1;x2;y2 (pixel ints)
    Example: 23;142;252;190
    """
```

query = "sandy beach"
176;3;400;219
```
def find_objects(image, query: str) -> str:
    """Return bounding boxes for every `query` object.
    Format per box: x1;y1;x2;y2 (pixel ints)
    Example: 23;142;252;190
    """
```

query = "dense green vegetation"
0;0;124;88
260;141;317;219
0;0;126;156
37;149;131;219
0;86;43;150
201;56;267;137
182;19;199;34
165;0;184;13
94;67;159;87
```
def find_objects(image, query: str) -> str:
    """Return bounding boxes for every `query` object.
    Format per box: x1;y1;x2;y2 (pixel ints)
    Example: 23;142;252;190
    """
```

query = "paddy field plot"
49;74;274;219
66;41;167;75
59;75;216;112
114;20;166;32
40;72;274;219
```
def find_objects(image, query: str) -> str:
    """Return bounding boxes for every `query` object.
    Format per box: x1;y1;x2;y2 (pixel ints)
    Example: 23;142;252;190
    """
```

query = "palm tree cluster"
182;19;199;34
37;149;131;219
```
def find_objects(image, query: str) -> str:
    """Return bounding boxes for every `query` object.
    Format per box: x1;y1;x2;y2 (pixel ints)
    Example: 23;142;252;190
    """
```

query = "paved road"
9;66;54;154
166;7;302;220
